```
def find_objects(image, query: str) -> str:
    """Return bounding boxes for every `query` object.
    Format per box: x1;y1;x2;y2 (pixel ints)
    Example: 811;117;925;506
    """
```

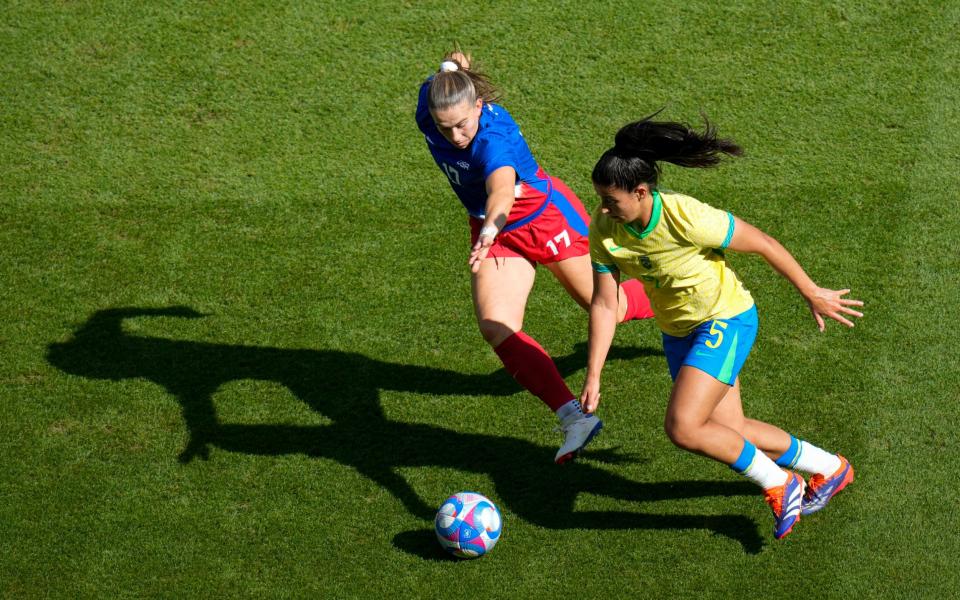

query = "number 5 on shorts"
545;230;570;256
705;319;728;348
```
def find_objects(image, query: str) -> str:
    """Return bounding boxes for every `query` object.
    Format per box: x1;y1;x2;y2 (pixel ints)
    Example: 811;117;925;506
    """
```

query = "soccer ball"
434;491;503;558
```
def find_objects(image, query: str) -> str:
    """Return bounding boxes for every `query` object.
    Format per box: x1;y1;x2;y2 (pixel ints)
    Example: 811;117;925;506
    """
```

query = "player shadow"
46;306;764;553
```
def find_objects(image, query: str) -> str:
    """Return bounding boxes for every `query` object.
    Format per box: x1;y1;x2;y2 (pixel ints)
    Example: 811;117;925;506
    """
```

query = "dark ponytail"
592;111;743;190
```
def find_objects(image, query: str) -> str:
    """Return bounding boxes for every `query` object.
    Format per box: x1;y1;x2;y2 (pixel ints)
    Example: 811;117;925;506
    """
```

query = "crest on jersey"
457;160;471;170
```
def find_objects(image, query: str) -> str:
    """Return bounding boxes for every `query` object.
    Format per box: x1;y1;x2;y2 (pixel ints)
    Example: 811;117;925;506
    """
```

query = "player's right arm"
469;165;517;272
581;267;621;413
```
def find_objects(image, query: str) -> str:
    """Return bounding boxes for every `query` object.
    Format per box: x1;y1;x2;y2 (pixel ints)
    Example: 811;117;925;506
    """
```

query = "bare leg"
663;366;750;463
544;254;633;322
708;378;792;459
471;256;536;346
473;256;575;414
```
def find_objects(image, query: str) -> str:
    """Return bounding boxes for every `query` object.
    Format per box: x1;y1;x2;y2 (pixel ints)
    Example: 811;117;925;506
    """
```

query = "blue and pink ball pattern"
434;491;503;558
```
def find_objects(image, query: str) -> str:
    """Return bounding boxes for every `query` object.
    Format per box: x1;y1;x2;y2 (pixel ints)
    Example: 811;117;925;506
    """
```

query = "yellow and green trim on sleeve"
592;261;618;274
720;212;735;249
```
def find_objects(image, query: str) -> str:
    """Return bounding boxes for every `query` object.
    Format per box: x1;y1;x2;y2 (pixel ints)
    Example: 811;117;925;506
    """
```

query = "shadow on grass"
393;530;462;562
47;306;763;553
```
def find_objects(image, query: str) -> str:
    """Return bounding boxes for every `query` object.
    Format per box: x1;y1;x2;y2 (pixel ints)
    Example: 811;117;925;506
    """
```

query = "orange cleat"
764;471;806;539
802;455;854;515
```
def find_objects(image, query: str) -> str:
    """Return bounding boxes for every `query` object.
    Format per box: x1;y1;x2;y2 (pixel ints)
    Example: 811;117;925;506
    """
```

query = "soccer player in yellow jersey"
580;115;864;539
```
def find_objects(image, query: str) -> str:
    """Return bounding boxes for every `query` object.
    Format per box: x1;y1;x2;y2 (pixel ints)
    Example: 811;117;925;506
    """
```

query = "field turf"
2;1;959;597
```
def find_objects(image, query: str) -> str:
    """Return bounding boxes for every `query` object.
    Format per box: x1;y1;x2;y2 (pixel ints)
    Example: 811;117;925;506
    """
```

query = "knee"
477;319;515;347
663;416;701;452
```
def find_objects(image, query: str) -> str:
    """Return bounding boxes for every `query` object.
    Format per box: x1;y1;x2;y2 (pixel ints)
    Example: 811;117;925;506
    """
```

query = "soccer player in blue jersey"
581;114;862;538
416;51;654;464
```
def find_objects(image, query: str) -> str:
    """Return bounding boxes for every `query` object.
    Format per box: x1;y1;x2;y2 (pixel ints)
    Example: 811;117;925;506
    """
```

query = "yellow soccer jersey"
589;189;754;337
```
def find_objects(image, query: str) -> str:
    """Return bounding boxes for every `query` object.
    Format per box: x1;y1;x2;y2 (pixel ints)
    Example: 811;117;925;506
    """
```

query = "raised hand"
805;287;864;331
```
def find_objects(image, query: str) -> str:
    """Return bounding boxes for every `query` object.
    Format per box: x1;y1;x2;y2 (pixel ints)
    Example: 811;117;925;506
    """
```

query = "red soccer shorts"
469;177;590;265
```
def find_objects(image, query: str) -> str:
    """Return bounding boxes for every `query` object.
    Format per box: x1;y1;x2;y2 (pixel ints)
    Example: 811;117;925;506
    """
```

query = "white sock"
793;441;842;477
742;451;789;490
555;399;584;426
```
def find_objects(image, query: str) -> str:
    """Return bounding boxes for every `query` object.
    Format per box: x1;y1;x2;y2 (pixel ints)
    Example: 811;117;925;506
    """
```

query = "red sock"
493;331;573;412
621;279;654;321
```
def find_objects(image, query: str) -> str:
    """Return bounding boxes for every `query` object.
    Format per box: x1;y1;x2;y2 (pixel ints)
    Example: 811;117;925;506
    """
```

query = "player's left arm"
469;165;516;272
726;216;864;331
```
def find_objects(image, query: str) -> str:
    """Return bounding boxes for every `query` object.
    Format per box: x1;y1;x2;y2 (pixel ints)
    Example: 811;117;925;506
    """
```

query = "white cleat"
554;415;603;464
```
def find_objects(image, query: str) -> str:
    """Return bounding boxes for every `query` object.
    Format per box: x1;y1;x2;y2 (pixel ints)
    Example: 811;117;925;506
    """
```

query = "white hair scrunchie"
439;60;459;72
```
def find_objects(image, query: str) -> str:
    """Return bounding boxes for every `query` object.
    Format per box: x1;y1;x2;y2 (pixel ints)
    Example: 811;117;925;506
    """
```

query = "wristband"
479;225;499;239
440;60;459;72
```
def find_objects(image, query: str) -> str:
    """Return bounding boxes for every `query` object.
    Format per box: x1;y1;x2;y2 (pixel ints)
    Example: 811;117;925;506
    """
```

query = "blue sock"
774;435;800;468
730;439;757;473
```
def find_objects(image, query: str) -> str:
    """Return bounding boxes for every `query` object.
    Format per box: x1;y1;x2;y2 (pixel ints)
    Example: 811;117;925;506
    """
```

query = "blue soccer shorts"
662;304;758;385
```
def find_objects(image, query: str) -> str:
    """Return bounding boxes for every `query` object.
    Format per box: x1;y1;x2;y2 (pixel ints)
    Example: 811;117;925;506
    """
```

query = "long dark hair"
427;51;501;112
592;111;743;190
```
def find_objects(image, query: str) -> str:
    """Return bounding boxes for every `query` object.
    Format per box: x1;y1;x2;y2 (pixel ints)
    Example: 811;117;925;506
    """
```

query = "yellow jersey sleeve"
588;207;618;273
670;194;735;249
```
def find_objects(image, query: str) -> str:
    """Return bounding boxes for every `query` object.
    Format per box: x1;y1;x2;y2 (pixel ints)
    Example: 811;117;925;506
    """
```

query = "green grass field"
2;1;959;597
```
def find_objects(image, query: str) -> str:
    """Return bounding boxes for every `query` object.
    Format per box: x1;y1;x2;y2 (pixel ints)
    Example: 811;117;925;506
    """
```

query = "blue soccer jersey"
416;78;552;221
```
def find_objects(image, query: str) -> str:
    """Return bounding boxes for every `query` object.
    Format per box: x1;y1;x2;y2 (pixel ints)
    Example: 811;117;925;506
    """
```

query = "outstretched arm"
726;217;864;331
469;165;516;272
580;269;622;413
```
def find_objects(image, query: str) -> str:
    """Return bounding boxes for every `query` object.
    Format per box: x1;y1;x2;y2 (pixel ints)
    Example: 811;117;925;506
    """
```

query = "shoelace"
763;488;784;514
804;474;826;498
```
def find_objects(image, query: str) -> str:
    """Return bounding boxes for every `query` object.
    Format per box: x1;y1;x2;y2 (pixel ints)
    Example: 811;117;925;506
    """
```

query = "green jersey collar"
624;188;662;240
